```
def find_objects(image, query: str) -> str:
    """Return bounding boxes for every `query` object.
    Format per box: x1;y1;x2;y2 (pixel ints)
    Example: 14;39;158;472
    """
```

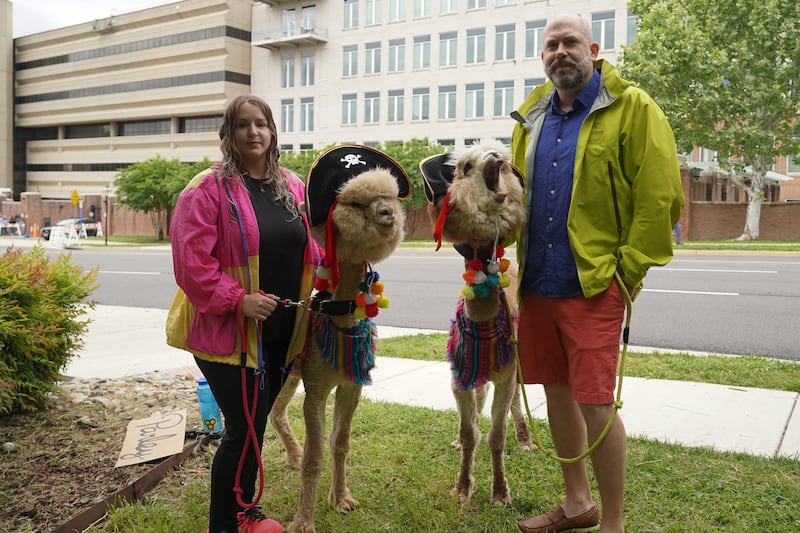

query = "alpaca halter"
314;263;390;319
460;223;511;299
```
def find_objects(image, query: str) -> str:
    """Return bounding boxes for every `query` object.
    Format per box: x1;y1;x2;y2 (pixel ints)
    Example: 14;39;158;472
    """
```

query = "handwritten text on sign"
115;410;187;467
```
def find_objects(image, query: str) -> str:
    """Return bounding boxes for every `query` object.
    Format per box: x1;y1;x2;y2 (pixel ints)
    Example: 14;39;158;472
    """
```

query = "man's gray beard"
548;60;590;90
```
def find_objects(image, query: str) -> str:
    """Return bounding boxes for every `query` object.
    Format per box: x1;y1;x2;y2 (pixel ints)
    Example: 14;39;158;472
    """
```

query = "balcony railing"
252;26;329;50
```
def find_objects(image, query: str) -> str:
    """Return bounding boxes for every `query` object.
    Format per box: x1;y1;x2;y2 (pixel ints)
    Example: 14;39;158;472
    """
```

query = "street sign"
70;189;80;206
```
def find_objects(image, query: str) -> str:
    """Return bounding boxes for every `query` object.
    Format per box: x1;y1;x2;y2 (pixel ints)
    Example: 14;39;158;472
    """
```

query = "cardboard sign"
115;410;187;467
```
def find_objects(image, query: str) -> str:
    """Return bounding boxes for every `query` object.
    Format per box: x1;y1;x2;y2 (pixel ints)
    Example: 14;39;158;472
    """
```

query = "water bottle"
196;378;223;434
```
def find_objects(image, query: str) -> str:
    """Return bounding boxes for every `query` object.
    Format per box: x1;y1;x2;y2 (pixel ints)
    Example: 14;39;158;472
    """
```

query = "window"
281;54;295;88
413;0;430;17
301;52;315;86
524;77;545;96
626;10;637;44
301;5;316;32
343;45;358;77
366;0;382;25
466;28;485;64
389;0;405;21
495;0;515;5
282;9;296;36
280;99;294;133
439;32;457;67
525;20;545;58
413;35;431;69
365;42;381;74
118;119;170;136
412;87;430;120
280;144;294;154
387;89;404;122
466;0;485;9
495;24;515;61
300;97;314;132
493;80;514;117
179;115;222;133
388;38;406;72
465;83;484;118
592;11;615;51
440;0;457;15
300;143;314;151
437;138;455;150
438;85;456;120
342;94;357;125
364;91;380;123
788;154;800;173
344;0;359;29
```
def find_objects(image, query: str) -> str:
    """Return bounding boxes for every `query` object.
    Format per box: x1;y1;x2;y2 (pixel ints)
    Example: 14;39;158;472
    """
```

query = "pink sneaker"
236;508;284;533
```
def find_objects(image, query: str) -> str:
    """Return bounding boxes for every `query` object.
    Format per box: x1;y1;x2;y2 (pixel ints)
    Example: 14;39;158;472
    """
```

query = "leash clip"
279;297;309;310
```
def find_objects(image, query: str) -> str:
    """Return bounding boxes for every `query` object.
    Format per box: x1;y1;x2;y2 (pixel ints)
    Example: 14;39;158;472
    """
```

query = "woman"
168;95;320;533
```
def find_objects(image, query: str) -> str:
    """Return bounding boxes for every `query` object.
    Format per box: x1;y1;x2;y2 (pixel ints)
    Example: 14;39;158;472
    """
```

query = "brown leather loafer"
517;503;599;533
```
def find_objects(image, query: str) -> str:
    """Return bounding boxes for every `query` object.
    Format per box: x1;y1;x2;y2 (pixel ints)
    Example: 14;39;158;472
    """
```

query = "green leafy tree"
115;156;212;240
622;0;800;239
379;138;450;239
279;147;325;183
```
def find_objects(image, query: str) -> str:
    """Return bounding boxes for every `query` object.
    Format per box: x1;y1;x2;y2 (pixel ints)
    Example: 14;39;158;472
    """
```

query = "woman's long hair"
218;95;299;219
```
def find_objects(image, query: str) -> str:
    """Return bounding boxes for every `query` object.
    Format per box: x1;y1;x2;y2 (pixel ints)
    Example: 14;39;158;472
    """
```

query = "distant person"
673;222;682;244
168;95;321;533
511;14;684;533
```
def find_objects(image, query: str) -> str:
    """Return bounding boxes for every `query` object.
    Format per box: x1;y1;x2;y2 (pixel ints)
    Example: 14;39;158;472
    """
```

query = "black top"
243;176;306;340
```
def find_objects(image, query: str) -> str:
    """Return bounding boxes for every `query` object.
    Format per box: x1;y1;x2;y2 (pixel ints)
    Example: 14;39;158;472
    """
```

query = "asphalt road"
16;239;800;361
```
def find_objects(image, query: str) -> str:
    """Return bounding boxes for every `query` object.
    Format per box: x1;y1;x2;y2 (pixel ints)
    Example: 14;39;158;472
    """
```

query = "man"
510;13;684;533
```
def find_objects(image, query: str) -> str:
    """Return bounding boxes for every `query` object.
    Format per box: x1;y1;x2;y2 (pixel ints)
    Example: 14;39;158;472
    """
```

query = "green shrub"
0;245;98;415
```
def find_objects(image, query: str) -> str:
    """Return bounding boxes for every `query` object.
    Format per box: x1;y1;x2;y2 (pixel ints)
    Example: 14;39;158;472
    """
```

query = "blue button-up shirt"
521;70;600;297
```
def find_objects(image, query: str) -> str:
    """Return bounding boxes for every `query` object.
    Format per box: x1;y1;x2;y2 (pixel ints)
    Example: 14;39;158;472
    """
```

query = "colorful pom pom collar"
314;262;390;319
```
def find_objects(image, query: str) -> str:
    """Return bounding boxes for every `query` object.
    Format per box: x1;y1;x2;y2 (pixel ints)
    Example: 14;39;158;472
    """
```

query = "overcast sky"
11;0;177;38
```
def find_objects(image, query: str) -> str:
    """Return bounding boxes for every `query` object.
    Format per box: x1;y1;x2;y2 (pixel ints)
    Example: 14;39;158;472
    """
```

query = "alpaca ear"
306;144;411;227
419;153;455;205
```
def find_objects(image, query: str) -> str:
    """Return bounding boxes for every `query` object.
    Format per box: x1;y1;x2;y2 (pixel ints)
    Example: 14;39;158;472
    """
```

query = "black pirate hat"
306;144;411;227
419;153;525;205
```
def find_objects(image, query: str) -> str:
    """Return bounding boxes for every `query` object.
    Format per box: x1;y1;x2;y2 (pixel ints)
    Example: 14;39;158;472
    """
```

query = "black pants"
194;336;290;533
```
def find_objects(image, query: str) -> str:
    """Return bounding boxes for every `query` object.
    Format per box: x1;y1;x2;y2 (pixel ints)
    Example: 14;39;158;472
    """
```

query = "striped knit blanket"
447;290;514;391
311;313;376;385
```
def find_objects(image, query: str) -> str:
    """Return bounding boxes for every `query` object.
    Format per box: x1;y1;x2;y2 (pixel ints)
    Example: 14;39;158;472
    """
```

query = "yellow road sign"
70;189;80;206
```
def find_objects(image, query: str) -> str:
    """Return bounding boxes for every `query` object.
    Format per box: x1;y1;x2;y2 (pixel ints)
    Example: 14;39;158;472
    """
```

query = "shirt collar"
551;69;601;114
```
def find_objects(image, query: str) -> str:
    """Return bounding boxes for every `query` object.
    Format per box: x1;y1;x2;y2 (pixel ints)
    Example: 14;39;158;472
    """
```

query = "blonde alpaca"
421;139;534;506
269;147;408;533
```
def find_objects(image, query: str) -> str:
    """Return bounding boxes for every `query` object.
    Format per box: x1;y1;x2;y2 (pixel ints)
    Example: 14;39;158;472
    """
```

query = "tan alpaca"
268;146;409;533
421;139;534;506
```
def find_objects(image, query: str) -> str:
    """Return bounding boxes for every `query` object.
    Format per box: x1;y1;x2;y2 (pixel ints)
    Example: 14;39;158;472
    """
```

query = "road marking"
664;268;777;274
643;288;739;296
100;271;162;275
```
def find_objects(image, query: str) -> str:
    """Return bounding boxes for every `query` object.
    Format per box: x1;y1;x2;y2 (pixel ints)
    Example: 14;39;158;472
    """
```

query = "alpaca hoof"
450;438;462;450
451;485;473;504
491;491;512;507
287;520;315;533
330;489;360;513
517;439;537;453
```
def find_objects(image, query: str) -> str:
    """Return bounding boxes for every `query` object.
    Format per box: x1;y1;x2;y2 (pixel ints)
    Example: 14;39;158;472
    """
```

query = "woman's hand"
241;292;280;321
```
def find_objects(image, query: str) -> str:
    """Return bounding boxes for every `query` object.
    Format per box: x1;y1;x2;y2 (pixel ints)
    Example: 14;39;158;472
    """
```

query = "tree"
115;156;212;240
621;0;800;239
379;138;450;239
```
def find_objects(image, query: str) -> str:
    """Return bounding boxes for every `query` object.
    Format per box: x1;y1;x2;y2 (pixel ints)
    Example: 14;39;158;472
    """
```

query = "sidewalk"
68;304;800;460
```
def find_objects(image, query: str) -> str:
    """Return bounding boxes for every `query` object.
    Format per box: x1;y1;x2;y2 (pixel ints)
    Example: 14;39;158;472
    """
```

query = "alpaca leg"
287;379;331;533
328;383;361;512
451;384;486;450
488;377;515;506
269;360;304;467
452;388;479;503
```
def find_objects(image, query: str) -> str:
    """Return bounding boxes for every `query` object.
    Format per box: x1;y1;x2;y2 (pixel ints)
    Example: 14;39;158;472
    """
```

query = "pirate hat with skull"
306;144;411;227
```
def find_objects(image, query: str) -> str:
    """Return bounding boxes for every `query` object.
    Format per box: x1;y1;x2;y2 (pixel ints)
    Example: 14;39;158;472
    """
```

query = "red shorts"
517;280;625;404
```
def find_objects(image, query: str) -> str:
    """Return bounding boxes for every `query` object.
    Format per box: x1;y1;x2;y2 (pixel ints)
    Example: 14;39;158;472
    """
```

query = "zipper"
607;161;623;240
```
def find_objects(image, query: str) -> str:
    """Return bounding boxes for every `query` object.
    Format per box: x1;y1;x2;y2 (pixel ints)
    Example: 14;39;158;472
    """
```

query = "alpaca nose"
375;202;396;226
